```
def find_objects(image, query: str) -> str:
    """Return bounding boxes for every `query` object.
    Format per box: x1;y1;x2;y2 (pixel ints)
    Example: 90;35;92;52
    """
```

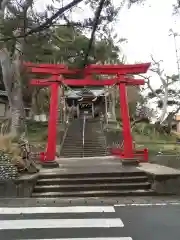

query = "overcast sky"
117;0;179;73
36;0;180;88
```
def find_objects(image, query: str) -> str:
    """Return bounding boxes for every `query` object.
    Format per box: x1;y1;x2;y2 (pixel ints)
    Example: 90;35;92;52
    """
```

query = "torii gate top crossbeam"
85;63;150;75
25;62;151;76
26;62;151;87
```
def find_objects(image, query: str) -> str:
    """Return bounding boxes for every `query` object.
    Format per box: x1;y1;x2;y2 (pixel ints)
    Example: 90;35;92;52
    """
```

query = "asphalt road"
0;202;179;240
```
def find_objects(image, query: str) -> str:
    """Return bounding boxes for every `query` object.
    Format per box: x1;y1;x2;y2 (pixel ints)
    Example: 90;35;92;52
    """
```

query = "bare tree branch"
83;0;106;67
138;74;163;100
0;0;85;42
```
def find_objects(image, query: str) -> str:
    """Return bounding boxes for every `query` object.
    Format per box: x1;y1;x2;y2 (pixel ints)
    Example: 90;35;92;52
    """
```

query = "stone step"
83;147;106;150
63;139;82;142
63;138;82;140
32;189;155;198
83;150;107;152
38;171;146;179
60;147;83;150
61;144;83;146
62;136;82;139
60;154;84;157
60;152;82;154
36;175;149;185
56;160;117;166
83;154;107;157
61;154;107;157
56;156;119;161
61;149;106;152
83;156;107;158
61;143;82;145
83;142;106;144
60;154;83;157
56;164;121;170
34;182;151;193
83;149;106;152
60;155;108;158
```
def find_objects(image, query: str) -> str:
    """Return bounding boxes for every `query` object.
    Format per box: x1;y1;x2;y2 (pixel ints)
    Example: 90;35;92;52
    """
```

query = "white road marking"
0;206;115;214
0;218;124;230
21;238;133;240
114;202;180;207
170;202;180;205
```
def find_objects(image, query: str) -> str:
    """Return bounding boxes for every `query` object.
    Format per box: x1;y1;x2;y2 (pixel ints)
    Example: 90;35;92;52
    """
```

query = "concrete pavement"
0;201;179;239
114;204;180;240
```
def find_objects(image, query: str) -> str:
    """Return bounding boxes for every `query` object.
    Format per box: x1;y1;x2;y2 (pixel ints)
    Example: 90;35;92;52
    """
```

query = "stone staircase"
32;157;154;198
60;117;108;158
84;118;108;157
60;119;83;158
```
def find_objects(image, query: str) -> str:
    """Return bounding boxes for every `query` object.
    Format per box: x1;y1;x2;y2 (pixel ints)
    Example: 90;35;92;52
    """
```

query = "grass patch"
107;121;180;156
26;120;48;142
26;120;66;144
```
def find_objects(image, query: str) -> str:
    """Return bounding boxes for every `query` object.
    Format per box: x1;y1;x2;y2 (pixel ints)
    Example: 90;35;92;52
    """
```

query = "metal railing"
59;107;74;155
82;115;86;157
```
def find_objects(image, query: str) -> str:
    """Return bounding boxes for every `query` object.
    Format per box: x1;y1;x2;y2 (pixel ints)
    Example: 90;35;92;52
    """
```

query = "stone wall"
147;174;180;195
0;173;38;198
150;155;180;169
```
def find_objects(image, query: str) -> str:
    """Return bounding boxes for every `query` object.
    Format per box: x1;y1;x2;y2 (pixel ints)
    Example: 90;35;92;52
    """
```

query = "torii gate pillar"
41;83;59;167
118;83;133;158
47;84;59;160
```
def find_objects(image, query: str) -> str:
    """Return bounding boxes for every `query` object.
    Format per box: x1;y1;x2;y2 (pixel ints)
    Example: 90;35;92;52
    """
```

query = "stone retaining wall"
150;155;180;169
148;174;180;195
0;173;38;198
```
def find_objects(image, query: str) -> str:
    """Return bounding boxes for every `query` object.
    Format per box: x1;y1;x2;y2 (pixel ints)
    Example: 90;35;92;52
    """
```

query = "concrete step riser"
60;155;107;158
61;149;106;151
60;149;83;151
38;172;147;180
63;139;105;141
36;177;149;186
60;156;85;158
61;151;106;154
34;184;151;193
84;141;106;143
56;163;126;169
64;137;82;140
62;147;106;151
61;145;82;147
61;148;106;151
61;150;106;152
61;147;83;149
61;150;107;153
62;144;106;147
83;149;106;152
32;190;155;198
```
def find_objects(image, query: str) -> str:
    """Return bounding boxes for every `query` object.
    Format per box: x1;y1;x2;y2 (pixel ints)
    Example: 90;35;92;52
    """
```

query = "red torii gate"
25;62;150;164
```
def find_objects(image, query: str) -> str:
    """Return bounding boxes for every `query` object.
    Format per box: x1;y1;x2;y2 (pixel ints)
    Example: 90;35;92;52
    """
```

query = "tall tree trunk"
0;1;26;137
0;48;13;109
10;36;26;136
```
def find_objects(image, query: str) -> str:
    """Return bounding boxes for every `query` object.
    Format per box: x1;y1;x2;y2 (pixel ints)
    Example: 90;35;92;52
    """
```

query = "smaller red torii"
26;62;150;164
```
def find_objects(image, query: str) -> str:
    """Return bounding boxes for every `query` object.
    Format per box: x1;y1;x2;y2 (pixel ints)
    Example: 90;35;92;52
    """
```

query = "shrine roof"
65;89;106;98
